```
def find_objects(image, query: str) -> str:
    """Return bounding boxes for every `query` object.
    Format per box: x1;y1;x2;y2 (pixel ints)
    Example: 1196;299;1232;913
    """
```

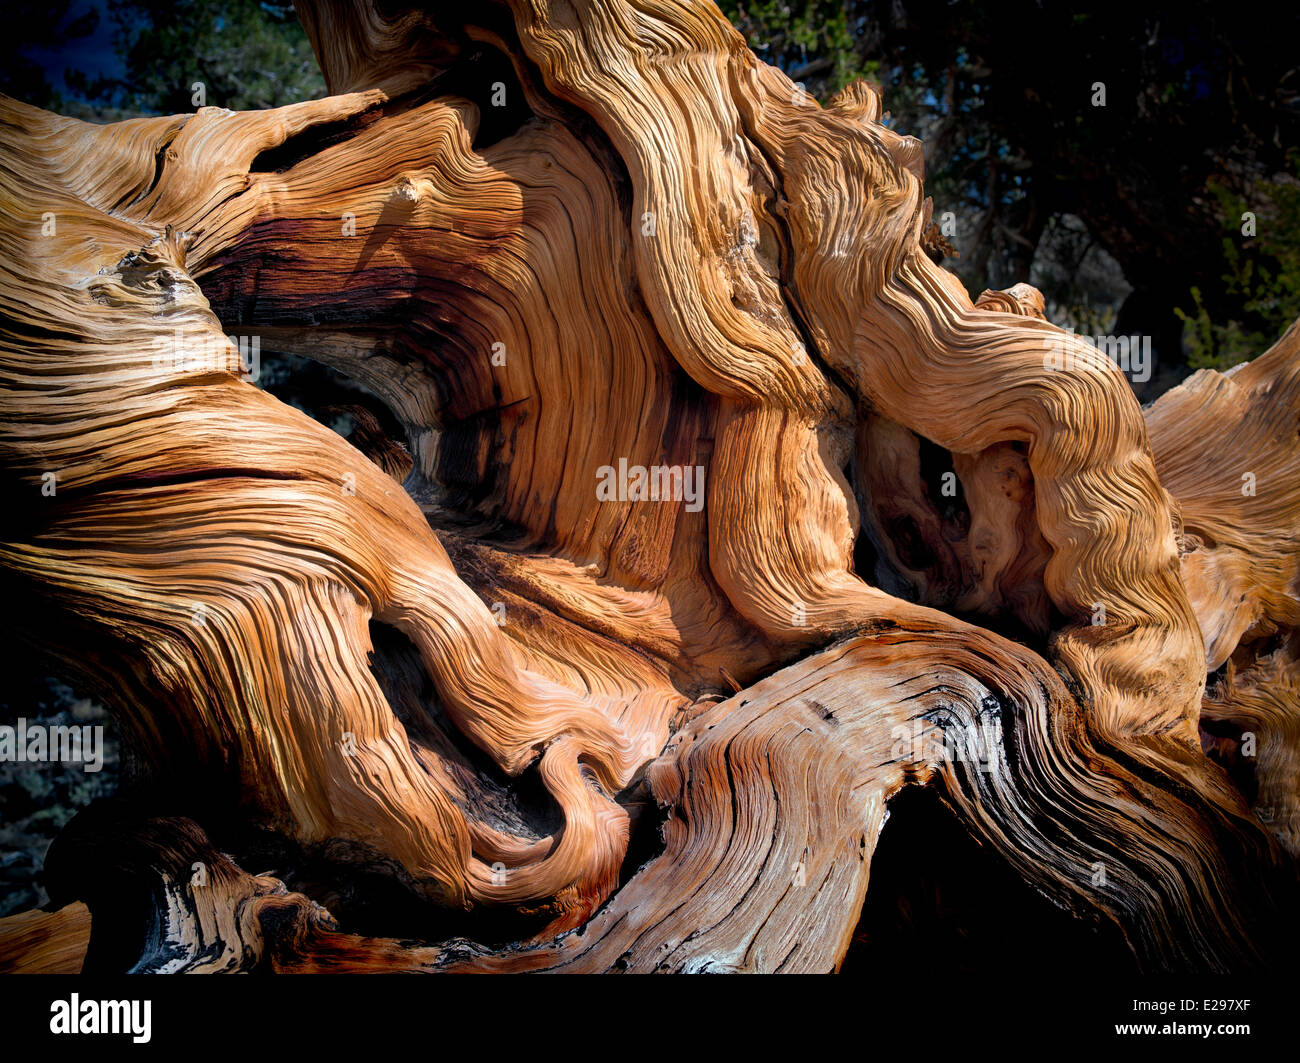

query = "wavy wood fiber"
0;0;1296;973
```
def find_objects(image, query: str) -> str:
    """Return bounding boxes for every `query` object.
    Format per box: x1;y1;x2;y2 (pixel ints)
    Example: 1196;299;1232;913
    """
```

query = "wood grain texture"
0;0;1296;972
0;904;90;974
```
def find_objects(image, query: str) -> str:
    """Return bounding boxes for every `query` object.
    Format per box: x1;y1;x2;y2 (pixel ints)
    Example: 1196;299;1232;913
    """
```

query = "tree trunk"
0;0;1297;974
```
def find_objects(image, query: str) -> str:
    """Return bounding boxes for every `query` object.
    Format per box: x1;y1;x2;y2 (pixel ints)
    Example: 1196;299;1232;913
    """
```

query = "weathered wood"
0;0;1296;972
0;904;91;974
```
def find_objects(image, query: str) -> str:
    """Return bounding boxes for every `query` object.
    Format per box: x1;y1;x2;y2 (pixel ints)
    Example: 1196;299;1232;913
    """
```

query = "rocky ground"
0;674;119;915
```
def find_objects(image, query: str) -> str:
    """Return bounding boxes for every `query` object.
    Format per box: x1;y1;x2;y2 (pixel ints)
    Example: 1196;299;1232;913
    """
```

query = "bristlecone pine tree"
1;0;1298;974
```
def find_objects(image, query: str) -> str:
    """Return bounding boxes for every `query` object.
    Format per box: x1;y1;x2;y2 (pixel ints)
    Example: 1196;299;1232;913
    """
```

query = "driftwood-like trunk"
1;0;1298;974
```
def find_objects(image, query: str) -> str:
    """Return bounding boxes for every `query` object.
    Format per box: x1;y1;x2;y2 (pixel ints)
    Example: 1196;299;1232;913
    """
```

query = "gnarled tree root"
1;0;1297;973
